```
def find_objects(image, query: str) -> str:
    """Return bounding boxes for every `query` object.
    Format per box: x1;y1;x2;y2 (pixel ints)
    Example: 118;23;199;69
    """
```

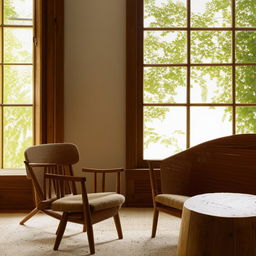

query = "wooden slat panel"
125;169;160;207
0;176;34;210
161;134;256;196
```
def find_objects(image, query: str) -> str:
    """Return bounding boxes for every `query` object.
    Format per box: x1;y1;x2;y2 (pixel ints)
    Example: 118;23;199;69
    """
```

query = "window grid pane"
143;0;256;160
1;0;34;168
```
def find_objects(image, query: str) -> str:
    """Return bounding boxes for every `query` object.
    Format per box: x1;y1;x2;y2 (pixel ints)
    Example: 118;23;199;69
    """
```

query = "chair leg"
54;212;68;251
113;213;123;239
83;224;86;232
19;208;39;225
151;208;159;238
86;220;95;254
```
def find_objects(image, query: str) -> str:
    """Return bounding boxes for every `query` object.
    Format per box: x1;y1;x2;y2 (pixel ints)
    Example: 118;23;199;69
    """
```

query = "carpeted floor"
0;208;181;256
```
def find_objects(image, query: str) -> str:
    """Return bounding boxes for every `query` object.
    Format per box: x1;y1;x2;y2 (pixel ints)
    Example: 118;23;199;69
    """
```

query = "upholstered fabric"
51;192;125;212
155;194;189;210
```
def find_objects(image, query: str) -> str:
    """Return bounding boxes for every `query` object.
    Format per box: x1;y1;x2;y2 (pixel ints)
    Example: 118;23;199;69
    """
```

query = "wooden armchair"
148;161;188;238
148;134;256;238
20;143;125;254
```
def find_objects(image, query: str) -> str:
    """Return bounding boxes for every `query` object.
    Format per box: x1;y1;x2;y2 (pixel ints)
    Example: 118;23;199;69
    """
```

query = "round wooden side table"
177;193;256;256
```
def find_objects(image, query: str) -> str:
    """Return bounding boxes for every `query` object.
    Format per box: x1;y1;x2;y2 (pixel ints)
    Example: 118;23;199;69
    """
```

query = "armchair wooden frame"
148;161;182;238
20;162;74;225
23;162;124;254
43;172;94;253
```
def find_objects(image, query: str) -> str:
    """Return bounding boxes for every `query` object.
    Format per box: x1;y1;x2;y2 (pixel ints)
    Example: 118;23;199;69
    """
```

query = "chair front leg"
114;213;123;239
151;208;159;238
54;212;69;250
85;215;95;254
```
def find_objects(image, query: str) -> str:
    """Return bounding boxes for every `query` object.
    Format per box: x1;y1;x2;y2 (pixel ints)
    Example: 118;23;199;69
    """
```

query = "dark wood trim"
144;63;256;67
126;0;146;168
41;0;64;143
0;0;64;211
143;27;256;31
125;168;160;207
0;176;34;210
126;0;138;168
34;0;43;145
232;0;236;135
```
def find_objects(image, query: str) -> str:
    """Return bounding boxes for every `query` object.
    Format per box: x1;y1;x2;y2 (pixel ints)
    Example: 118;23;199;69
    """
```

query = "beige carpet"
0;208;180;256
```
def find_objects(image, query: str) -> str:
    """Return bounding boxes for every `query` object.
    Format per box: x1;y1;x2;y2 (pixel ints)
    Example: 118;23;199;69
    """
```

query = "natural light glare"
190;107;232;146
144;0;187;27
4;28;33;63
191;0;212;13
191;66;232;103
191;0;232;27
144;107;186;159
4;0;33;25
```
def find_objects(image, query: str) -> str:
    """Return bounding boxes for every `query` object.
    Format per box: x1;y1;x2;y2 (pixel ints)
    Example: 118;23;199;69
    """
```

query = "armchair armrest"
44;173;90;204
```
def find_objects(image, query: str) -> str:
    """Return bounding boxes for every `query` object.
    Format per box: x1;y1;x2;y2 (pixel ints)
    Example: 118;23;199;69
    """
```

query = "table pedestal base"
177;207;256;256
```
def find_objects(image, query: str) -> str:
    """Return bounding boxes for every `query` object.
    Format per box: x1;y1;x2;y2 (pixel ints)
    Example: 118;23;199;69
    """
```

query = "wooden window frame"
0;0;63;169
0;1;34;168
0;0;64;210
35;0;64;144
126;0;256;168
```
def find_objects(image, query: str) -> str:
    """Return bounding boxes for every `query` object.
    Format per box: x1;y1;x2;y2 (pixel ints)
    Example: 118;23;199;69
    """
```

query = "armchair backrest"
24;143;79;202
161;134;256;196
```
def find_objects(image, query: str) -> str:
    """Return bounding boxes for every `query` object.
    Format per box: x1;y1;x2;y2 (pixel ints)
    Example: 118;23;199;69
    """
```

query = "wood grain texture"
148;134;256;238
125;169;160;207
0;176;34;210
41;0;64;143
177;193;256;256
161;134;256;196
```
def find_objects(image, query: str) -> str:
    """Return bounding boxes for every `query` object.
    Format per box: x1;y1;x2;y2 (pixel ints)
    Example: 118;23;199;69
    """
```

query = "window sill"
0;169;26;176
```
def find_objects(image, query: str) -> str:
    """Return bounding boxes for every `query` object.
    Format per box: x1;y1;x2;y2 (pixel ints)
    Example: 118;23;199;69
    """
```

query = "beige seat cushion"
51;192;125;212
155;194;190;210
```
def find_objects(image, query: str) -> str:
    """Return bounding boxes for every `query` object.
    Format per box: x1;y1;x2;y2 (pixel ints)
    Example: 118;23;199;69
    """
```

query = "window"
1;0;34;168
0;0;64;169
126;0;256;167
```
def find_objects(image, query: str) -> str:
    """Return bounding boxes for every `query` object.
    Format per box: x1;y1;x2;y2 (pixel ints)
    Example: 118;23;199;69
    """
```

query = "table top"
184;193;256;218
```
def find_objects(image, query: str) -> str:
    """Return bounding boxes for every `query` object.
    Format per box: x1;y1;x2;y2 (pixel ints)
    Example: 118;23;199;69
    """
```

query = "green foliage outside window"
143;0;256;159
2;0;33;168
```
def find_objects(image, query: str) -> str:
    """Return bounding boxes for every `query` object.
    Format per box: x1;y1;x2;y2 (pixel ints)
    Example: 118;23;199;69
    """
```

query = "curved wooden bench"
148;134;256;237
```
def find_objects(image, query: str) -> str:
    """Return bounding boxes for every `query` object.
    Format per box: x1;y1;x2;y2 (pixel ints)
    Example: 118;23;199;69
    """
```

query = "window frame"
35;0;64;145
0;0;64;169
0;0;34;168
126;0;256;168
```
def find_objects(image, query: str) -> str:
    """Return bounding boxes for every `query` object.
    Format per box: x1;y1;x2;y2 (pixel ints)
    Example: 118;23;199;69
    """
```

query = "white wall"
64;0;126;192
